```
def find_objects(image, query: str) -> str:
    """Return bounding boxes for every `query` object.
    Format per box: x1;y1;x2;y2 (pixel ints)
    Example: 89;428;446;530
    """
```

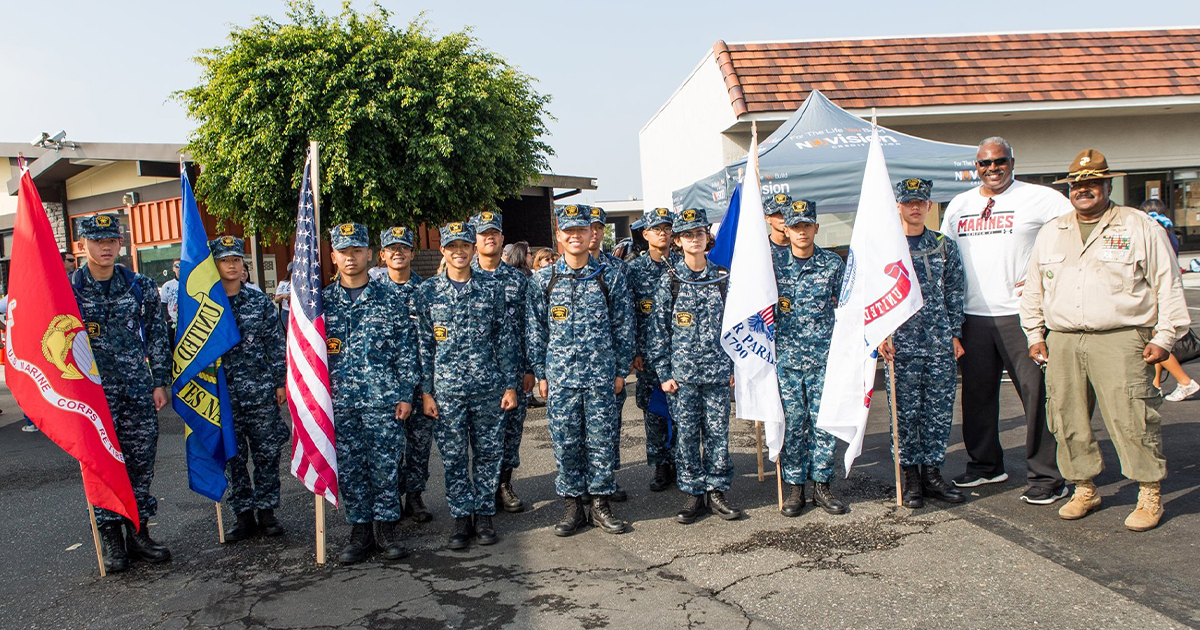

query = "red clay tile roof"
715;29;1200;117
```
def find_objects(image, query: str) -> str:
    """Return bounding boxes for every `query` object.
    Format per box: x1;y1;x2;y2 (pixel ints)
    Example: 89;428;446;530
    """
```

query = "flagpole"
215;503;226;543
308;139;328;566
81;465;106;578
775;462;784;510
755;421;765;482
887;340;902;507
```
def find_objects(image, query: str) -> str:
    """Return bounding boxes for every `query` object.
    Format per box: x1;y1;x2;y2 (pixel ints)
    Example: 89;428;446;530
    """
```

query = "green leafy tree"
178;1;553;240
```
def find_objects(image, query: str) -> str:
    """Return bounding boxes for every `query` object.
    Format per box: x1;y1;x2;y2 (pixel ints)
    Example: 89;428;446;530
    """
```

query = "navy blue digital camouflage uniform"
645;209;733;495
527;205;635;498
323;223;418;525
379;227;433;496
418;221;520;518
885;179;966;467
588;205;633;471
627;207;679;469
73;214;172;525
469;211;533;475
765;193;793;270
209;237;290;515
772;199;844;486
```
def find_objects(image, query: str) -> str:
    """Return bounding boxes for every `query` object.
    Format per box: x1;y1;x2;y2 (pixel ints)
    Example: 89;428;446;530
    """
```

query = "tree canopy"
178;1;553;240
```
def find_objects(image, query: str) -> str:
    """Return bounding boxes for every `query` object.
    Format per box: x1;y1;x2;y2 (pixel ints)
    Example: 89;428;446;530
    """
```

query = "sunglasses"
980;198;995;221
975;157;1012;168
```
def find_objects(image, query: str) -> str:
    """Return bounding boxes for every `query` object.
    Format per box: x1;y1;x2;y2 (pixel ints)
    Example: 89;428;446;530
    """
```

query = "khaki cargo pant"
1044;328;1167;483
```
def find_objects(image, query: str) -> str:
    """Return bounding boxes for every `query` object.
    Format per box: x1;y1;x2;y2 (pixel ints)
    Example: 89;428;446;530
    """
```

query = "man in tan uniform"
1020;149;1190;532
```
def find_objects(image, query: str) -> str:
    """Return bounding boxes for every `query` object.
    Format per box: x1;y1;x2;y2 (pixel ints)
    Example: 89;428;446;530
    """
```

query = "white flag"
816;128;924;474
719;131;787;461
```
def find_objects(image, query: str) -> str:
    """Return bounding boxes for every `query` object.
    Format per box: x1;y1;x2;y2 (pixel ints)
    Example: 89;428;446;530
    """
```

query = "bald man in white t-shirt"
940;137;1073;506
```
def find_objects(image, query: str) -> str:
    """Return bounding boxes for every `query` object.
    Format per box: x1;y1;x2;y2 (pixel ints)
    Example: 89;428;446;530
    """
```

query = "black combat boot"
338;522;375;564
495;469;525;513
812;482;849;514
554;497;588;537
225;510;258;542
406;492;433;523
707;490;743;521
902;465;925;509
609;484;628;503
590;496;626;534
649;463;673;492
921;465;965;503
780;483;806;517
99;522;129;573
474;514;498;545
447;516;474;550
375;520;408;560
257;509;285;536
675;493;707;524
125;519;172;563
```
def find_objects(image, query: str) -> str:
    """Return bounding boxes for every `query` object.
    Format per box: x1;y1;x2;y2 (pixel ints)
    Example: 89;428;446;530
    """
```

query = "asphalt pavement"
1;291;1199;629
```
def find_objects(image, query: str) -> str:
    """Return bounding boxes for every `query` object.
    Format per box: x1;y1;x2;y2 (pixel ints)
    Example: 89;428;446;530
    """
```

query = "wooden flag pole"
215;503;226;544
315;495;327;565
887;340;903;507
80;466;106;577
775;461;784;510
755;421;765;482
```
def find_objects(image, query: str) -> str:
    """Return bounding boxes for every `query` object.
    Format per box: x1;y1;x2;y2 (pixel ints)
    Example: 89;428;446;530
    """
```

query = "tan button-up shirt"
1020;202;1190;350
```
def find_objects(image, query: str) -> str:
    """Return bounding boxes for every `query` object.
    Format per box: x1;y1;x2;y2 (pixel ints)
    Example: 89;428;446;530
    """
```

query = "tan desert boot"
1058;480;1101;520
1124;482;1163;532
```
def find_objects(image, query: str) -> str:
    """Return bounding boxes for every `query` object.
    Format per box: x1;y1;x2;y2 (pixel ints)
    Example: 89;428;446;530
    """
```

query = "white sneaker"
1165;380;1200;402
21;424;39;433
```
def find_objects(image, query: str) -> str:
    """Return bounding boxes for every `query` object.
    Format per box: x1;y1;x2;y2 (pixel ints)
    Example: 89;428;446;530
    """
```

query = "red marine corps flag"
4;165;138;525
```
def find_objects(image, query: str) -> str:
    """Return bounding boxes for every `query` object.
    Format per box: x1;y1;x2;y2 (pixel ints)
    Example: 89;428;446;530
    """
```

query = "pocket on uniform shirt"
1101;257;1134;293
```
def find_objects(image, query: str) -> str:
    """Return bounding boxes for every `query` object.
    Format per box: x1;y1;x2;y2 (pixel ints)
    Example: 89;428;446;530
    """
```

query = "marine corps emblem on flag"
326;338;342;354
41;314;101;384
338;223;355;236
551;305;569;321
675;312;694;327
433;326;449;342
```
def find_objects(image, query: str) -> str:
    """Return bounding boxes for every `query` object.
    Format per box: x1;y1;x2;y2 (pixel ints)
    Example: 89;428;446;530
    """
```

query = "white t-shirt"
940;180;1072;316
160;278;179;324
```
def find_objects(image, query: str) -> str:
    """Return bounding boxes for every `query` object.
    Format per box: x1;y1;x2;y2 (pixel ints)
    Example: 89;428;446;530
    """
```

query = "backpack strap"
544;266;611;309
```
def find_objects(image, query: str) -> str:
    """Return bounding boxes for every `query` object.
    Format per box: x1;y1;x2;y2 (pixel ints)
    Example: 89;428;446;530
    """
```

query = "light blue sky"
2;1;1194;203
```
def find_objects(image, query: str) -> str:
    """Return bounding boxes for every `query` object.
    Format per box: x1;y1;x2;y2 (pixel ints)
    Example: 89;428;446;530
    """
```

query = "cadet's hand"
538;379;548;399
878;339;895;363
614;376;625;395
632;356;644;372
522;373;535;394
661;379;679;394
153;387;168;411
1144;342;1170;365
275;387;286;406
952;338;965;360
729;375;735;388
1028;342;1049;366
396;401;412;421
422;393;439;419
501;389;518;411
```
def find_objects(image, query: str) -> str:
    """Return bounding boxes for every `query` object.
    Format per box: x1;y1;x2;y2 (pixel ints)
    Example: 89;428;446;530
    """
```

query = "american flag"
286;154;338;505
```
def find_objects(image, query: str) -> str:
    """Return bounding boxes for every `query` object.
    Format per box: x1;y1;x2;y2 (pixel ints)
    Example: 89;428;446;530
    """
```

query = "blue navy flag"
173;167;242;502
709;183;742;269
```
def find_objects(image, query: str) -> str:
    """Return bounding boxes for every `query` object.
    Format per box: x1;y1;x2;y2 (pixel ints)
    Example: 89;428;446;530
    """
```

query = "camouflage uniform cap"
78;214;123;240
895;178;933;203
208;235;246;258
330;223;369;250
554;204;591;230
633;207;673;231
764;193;791;216
673;208;712;233
587;205;607;225
470;210;503;233
439;221;476;246
380;226;415;249
782;199;818;226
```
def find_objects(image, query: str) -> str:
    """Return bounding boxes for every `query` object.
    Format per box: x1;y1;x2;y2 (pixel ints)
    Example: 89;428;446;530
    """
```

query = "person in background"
242;261;263;293
1140;199;1197;401
503;240;532;277
160;259;180;341
532;248;556;271
274;262;293;323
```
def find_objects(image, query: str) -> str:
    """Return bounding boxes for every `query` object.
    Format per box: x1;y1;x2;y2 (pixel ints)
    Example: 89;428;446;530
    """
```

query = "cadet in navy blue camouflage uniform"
586;205;633;502
378;226;435;524
646;208;743;524
72;214;173;572
879;179;967;509
207;236;289;542
628;207;678;492
470;210;534;514
323;223;417;564
418;221;520;550
764;193;793;268
528;204;635;536
772;198;849;516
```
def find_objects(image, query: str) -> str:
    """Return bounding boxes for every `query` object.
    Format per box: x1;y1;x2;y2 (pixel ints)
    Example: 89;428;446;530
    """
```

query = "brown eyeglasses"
980;198;995;221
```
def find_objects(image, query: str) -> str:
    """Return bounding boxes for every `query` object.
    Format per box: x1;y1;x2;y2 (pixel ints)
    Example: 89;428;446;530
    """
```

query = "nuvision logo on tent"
793;126;900;150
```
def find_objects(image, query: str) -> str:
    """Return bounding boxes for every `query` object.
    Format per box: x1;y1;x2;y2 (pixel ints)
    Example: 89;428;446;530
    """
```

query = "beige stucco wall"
65;161;174;201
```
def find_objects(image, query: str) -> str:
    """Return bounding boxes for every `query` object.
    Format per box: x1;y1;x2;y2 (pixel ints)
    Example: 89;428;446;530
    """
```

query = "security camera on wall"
122;192;139;207
30;132;49;146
